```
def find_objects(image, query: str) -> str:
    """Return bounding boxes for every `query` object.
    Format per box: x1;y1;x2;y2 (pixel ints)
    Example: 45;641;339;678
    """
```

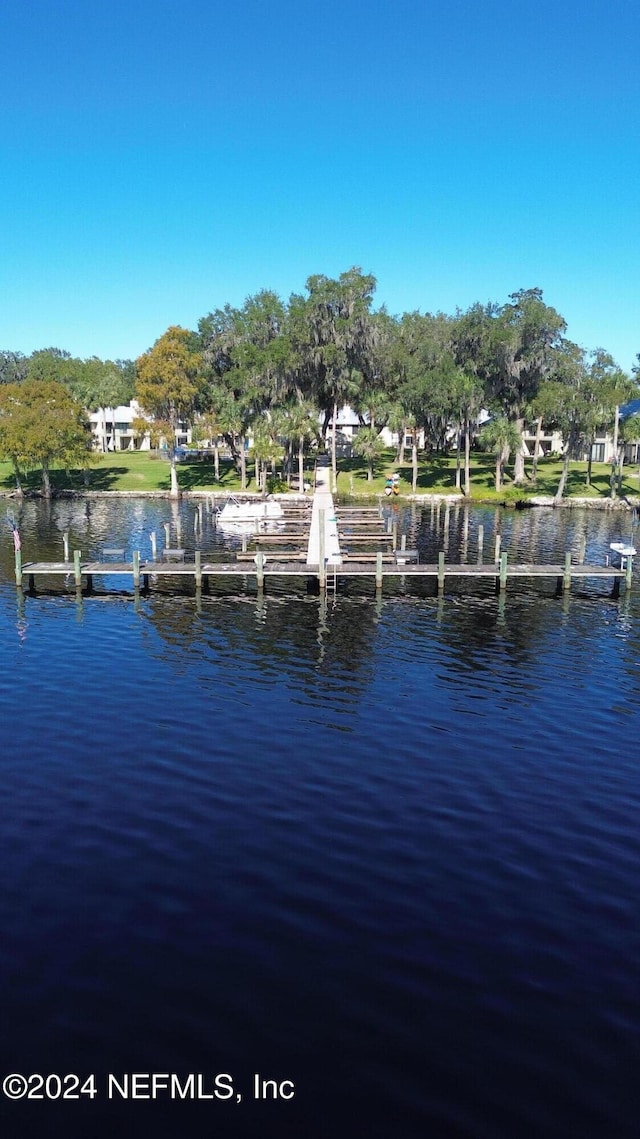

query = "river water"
1;497;639;1139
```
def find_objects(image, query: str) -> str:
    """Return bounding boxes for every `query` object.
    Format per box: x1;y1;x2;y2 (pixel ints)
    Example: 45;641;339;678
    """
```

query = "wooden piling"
318;508;326;591
195;550;202;589
477;524;484;564
499;551;508;590
63;531;70;562
150;531;157;560
133;550;141;588
626;554;633;590
255;550;264;590
494;533;501;563
563;551;572;592
612;576;621;599
376;551;383;591
14;547;22;586
438;551;445;591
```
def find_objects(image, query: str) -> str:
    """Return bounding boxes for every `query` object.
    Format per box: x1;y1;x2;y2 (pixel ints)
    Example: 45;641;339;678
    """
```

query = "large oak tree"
0;379;95;496
135;326;204;496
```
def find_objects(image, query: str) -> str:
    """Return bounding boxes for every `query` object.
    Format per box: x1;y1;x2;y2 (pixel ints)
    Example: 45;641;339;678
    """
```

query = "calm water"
1;497;639;1139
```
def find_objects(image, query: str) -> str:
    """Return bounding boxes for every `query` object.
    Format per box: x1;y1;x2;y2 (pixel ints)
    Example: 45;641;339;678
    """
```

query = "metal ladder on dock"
325;562;338;598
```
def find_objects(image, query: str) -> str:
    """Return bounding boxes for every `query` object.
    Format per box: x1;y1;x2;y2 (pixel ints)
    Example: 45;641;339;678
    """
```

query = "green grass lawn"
0;453;257;494
2;448;639;501
336;450;640;501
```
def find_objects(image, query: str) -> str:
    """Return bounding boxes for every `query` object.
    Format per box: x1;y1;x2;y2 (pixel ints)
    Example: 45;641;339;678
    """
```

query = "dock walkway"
306;458;342;567
15;554;629;595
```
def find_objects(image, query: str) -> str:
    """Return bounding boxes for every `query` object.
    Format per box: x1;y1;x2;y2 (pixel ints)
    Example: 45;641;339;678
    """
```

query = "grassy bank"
0;453;255;494
1;449;639;502
336;452;640;502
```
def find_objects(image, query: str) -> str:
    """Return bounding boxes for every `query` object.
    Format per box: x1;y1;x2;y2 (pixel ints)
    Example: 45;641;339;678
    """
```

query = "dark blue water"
1;498;639;1138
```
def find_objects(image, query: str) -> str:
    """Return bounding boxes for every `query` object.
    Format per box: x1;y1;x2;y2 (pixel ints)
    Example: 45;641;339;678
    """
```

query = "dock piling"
73;550;82;588
255;550;265;590
318;508;326;591
376;551;383;591
563;551;572;592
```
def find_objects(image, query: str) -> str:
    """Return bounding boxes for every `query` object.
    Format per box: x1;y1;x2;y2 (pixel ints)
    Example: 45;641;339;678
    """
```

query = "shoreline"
2;488;639;510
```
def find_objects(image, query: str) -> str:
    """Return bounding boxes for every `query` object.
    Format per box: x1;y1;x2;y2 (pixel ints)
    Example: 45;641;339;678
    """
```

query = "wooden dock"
14;549;630;597
9;481;634;599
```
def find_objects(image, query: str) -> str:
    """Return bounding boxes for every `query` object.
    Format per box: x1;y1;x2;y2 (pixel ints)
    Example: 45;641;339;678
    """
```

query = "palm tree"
249;415;284;491
279;400;319;490
353;426;385;482
479;417;521;492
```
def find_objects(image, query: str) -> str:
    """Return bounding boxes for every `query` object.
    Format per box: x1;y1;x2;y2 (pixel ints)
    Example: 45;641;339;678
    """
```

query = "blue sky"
1;0;638;370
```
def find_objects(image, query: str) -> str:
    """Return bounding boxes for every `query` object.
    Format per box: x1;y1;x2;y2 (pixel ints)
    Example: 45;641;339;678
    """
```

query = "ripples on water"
1;500;639;1138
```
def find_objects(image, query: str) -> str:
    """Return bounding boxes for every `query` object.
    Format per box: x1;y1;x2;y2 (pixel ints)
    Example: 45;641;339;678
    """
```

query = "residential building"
89;401;192;453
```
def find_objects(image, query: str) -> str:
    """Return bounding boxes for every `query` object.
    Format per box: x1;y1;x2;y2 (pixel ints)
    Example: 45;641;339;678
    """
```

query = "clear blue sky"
1;0;638;370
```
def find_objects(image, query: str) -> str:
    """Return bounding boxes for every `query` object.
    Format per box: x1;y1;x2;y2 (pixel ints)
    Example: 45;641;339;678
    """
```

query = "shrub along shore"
1;450;639;508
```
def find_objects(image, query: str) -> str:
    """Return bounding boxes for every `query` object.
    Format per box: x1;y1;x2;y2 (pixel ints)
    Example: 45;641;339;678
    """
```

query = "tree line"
1;268;639;499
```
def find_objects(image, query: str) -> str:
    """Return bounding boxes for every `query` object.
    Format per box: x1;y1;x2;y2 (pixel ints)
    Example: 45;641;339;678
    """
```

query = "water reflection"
2;501;640;1139
3;496;639;686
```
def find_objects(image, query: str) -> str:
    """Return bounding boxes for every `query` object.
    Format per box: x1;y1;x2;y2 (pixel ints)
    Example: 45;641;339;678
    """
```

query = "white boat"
217;499;284;526
610;542;636;557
